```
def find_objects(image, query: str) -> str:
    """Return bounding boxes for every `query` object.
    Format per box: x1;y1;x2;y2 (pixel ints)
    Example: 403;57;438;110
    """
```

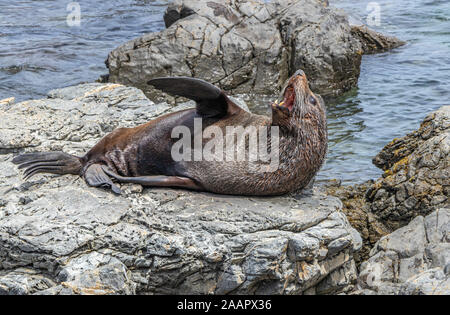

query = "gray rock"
323;180;390;265
367;106;450;231
0;83;361;295
325;106;449;269
324;106;450;295
106;0;404;99
357;208;450;295
0;269;56;295
0;97;14;106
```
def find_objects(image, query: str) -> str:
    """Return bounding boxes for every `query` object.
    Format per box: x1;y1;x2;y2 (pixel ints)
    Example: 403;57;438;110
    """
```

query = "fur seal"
12;70;327;196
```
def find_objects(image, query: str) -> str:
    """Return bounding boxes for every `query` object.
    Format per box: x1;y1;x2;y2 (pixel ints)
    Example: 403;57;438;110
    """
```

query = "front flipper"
84;164;122;194
102;166;203;191
148;77;242;118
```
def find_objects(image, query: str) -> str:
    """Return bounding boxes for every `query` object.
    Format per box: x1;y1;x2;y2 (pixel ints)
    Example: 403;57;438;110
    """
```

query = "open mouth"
273;85;295;113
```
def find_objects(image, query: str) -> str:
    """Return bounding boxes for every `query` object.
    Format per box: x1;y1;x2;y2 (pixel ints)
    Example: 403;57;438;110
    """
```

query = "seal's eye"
309;96;317;106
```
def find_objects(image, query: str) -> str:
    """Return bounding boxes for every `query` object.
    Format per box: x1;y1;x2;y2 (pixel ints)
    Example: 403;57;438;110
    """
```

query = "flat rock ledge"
106;0;404;99
356;208;449;295
0;84;361;295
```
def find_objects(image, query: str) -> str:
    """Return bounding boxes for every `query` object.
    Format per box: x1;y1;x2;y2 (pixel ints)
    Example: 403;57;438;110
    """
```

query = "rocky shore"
326;107;449;262
0;84;362;295
326;106;449;294
0;0;447;295
356;209;449;295
0;84;448;295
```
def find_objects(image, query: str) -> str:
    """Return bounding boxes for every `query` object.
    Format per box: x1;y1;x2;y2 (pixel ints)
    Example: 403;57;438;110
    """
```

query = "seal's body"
13;70;328;196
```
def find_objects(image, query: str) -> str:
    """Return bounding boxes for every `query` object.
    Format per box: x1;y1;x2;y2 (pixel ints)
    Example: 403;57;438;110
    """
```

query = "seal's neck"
269;111;328;189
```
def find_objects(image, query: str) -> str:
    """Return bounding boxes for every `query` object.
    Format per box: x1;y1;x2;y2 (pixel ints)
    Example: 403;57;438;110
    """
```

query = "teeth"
272;100;287;108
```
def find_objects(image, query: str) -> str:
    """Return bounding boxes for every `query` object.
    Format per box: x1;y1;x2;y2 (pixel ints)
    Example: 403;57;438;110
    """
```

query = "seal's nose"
294;69;305;77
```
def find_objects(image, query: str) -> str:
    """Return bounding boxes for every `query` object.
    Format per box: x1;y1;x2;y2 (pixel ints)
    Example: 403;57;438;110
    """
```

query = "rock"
351;25;406;54
106;0;404;99
0;97;14;106
356;209;450;295
367;106;449;231
0;83;361;295
0;269;56;295
323;180;390;265
325;106;449;266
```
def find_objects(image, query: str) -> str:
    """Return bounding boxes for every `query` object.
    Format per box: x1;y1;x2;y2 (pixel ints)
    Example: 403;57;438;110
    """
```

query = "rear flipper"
84;164;122;195
12;152;82;180
102;166;203;191
13;152;121;194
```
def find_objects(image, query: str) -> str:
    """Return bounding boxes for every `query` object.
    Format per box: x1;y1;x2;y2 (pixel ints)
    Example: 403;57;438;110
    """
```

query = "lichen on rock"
368;106;449;231
324;106;449;295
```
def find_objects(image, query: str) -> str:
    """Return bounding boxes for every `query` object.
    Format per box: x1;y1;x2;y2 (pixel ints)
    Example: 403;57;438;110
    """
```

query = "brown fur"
14;71;327;196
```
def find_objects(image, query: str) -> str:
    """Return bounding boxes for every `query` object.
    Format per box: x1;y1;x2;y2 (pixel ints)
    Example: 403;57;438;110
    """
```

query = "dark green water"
0;0;448;183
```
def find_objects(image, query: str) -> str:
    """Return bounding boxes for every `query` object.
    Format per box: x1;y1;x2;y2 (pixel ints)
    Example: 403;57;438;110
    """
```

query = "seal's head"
272;70;326;132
